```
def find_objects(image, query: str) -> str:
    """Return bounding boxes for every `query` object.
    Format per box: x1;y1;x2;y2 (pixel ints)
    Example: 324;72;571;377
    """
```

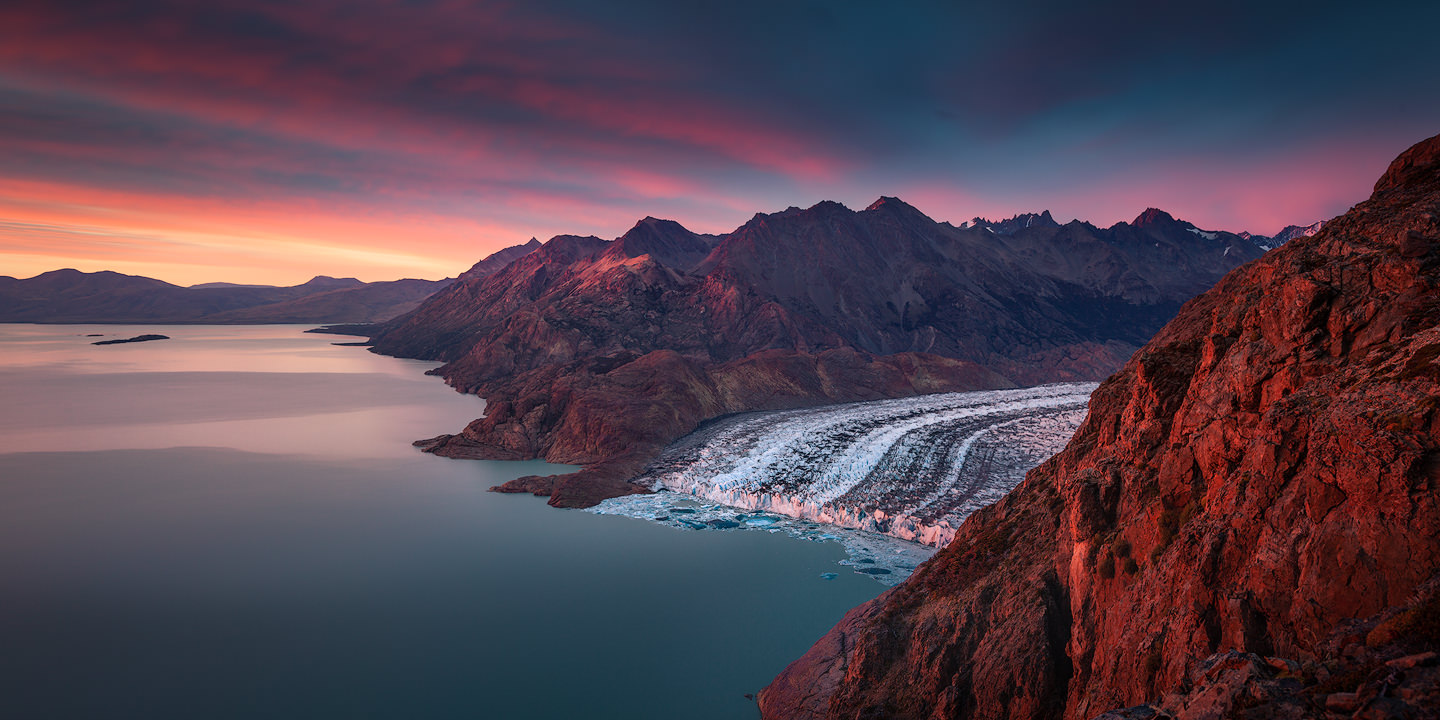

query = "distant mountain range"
967;211;1322;252
0;240;542;324
1240;219;1328;250
368;199;1311;505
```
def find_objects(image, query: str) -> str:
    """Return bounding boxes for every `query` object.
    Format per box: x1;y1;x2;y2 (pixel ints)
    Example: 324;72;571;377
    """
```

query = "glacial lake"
0;325;883;719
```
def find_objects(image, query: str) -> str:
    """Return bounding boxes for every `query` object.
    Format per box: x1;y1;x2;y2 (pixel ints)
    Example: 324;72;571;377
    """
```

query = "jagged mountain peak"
1238;222;1327;251
626;216;692;234
1132;207;1179;227
738;200;855;233
805;199;851;215
1274;222;1320;237
535;234;609;258
1270;221;1326;246
457;237;549;281
969;210;1059;235
863;196;925;215
612;216;714;268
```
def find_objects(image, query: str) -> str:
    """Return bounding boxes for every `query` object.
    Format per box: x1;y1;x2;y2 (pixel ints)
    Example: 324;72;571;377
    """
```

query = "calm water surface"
0;325;882;719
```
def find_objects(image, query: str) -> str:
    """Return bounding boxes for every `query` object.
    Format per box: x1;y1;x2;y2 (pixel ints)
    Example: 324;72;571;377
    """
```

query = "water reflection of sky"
0;324;484;456
0;324;885;720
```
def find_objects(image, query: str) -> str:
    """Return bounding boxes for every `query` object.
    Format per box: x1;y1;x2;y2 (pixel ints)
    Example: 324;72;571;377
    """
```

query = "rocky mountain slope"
370;199;1274;506
0;240;537;323
457;237;542;282
758;135;1440;720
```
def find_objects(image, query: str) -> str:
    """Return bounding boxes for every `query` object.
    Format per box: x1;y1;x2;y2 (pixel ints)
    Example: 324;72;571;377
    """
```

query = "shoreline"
587;490;938;585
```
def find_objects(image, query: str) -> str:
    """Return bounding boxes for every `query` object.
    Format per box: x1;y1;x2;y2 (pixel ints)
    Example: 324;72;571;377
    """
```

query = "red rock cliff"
760;136;1440;719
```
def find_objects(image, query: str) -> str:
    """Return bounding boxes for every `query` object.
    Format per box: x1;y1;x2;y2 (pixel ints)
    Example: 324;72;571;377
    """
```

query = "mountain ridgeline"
370;198;1275;506
0;241;548;324
0;272;451;324
759;134;1440;719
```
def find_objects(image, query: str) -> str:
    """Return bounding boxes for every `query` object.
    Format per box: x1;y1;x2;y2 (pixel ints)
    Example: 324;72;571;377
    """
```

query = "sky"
2;0;1438;286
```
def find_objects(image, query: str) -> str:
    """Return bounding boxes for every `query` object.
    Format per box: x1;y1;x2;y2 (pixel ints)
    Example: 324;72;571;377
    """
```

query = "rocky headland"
757;134;1440;720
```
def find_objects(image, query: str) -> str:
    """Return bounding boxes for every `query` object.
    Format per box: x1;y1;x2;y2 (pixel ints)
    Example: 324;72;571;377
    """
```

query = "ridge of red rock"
758;133;1440;719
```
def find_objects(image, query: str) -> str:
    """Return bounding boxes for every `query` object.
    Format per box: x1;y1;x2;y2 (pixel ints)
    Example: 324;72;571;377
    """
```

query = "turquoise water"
0;325;881;719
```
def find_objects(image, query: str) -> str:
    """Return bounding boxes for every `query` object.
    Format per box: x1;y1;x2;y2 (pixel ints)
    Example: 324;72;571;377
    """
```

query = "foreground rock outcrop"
759;135;1440;720
372;199;1275;506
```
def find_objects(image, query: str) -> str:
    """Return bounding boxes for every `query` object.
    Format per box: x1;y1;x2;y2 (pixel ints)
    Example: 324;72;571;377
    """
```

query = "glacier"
630;383;1096;549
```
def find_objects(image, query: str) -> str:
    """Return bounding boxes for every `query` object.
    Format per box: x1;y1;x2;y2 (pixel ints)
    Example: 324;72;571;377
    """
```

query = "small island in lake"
92;334;170;345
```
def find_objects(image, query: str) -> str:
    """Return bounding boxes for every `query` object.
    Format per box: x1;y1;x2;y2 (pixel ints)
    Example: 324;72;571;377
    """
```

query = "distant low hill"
0;240;540;324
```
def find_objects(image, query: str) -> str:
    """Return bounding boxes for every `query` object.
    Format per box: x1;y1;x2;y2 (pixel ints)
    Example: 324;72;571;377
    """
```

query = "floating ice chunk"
587;491;936;585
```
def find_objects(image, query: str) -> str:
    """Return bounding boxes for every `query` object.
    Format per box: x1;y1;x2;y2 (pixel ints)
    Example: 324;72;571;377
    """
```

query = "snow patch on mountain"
1247;220;1326;250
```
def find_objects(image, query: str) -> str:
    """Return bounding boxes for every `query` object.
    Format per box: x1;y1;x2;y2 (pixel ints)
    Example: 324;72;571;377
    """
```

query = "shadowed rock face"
371;199;1269;506
759;134;1440;719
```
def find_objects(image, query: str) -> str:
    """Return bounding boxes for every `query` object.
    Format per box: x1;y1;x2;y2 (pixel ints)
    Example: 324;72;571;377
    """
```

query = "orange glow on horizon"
0;1;1433;288
0;177;523;286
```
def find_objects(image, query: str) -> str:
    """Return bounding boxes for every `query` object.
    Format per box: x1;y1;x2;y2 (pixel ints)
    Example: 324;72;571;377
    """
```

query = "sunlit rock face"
758;133;1440;720
634;383;1096;547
